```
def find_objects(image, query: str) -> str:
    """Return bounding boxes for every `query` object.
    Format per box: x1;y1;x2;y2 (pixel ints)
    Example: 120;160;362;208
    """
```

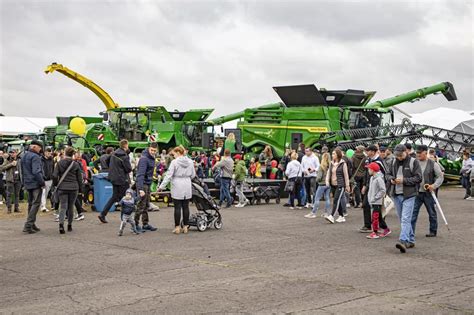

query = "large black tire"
275;197;281;204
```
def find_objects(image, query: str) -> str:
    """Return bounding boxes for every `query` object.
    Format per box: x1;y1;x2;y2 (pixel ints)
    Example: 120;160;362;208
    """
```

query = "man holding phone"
387;144;422;253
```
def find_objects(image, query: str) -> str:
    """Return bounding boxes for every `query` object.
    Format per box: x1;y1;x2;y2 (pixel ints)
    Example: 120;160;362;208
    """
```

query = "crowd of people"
1;137;473;252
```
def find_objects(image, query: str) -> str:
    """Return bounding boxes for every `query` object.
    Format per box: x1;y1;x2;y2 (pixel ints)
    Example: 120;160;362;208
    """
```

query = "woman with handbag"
325;148;350;224
52;147;83;234
285;152;303;210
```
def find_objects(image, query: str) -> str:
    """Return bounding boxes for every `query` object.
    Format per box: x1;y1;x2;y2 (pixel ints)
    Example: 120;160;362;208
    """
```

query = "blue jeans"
394;195;416;243
311;185;331;214
411;192;437;240
220;178;233;205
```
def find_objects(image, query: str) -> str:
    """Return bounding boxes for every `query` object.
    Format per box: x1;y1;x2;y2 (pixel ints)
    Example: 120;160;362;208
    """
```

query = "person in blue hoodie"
118;189;140;236
21;141;45;234
135;143;158;232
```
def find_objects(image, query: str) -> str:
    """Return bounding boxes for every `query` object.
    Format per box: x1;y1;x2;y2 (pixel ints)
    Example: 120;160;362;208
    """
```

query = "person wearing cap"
233;154;249;208
366;162;391;239
411;145;444;239
21;140;45;234
360;144;386;233
0;150;21;213
387;144;422;253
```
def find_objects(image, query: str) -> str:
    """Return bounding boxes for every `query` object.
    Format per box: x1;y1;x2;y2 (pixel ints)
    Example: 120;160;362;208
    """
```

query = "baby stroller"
254;185;281;205
188;180;223;232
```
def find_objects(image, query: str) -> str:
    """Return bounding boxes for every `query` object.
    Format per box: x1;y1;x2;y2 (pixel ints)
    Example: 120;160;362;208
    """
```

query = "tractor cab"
109;108;152;141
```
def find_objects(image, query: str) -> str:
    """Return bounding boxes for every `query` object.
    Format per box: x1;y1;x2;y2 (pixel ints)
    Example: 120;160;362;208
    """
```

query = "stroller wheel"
197;219;207;232
250;198;255;205
214;217;223;230
275;197;281;204
265;197;270;204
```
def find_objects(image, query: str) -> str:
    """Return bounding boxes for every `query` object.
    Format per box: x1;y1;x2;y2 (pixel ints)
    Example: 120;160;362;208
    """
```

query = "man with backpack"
387;144;422;253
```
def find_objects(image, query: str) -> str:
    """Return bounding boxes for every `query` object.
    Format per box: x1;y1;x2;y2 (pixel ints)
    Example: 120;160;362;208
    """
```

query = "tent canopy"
0;116;56;136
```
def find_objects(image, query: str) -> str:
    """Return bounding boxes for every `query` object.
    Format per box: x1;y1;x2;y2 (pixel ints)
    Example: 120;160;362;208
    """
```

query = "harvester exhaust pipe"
443;82;457;101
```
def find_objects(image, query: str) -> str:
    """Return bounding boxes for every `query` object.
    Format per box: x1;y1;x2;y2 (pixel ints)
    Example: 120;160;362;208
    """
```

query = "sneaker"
283;203;291;207
54;216;59;222
396;242;407;253
297;206;303;210
289;207;295;210
32;225;41;232
75;214;85;221
359;226;372;233
304;213;317;219
173;226;181;234
366;232;380;239
325;215;335;224
182;225;189;234
305;203;311;208
98;215;108;223
406;242;415;248
425;233;437;238
0;200;3;205
235;203;245;208
142;224;157;231
136;225;145;233
346;204;351;208
336;216;346;223
466;197;474;201
381;229;392;237
118;230;123;236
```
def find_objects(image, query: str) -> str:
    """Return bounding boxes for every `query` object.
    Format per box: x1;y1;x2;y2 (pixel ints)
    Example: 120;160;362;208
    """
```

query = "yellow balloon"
69;117;86;135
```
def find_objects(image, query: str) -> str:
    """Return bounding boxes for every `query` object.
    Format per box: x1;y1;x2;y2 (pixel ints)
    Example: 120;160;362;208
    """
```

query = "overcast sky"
0;0;472;120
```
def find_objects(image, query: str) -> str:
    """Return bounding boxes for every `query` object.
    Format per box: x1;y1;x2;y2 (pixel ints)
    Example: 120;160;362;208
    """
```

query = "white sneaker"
304;213;317;219
289;207;295;210
235;203;244;208
41;207;50;212
325;215;335;224
305;203;312;208
336;216;346;223
466;197;474;200
0;201;3;205
75;214;85;221
346;203;351;208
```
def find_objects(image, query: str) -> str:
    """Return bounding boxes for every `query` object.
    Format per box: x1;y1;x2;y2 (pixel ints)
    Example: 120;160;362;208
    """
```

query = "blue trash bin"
93;173;115;213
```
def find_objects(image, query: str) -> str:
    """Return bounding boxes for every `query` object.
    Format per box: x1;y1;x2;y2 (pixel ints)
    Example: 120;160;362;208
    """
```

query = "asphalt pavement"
0;187;473;314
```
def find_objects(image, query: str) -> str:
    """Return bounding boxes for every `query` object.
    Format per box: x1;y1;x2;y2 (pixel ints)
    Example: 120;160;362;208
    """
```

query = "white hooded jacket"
159;156;196;200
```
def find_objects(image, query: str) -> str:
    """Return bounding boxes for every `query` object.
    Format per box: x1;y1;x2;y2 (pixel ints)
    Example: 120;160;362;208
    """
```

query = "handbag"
284;179;295;192
51;161;75;203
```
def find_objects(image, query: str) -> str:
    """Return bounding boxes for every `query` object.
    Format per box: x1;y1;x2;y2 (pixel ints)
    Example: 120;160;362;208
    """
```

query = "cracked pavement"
0;188;473;314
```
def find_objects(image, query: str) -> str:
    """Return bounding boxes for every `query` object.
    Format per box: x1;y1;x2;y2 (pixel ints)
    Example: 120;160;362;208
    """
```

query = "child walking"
366;162;391;239
118;189;140;236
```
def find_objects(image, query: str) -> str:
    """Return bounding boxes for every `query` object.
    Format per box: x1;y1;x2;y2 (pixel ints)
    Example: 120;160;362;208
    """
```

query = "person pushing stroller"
118;189;140;236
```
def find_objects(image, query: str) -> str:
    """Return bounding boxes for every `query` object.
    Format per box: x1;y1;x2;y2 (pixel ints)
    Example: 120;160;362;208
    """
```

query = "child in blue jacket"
118;189;140;236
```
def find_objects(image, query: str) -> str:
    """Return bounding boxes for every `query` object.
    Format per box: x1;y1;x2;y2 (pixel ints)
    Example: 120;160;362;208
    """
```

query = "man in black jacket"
41;148;54;212
98;140;132;223
93;147;113;173
360;144;386;233
387;144;422;253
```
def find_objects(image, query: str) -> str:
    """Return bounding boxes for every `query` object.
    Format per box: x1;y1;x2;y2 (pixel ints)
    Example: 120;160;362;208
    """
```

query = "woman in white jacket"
158;146;196;234
285;152;303;209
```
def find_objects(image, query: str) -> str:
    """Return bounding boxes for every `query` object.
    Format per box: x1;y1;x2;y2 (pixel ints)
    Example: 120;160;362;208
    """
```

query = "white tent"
452;119;474;135
408;107;472;130
0;116;56;136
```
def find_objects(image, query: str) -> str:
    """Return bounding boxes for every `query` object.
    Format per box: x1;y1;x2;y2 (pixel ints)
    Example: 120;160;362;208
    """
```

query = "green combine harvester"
43;62;473;178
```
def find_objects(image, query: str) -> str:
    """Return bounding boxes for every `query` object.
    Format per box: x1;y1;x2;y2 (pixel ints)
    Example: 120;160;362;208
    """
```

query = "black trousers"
102;184;129;217
362;192;372;229
58;190;77;225
331;186;346;216
353;176;364;206
174;199;190;226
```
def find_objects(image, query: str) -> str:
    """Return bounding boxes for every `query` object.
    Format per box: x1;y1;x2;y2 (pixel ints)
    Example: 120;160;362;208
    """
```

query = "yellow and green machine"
43;62;472;179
